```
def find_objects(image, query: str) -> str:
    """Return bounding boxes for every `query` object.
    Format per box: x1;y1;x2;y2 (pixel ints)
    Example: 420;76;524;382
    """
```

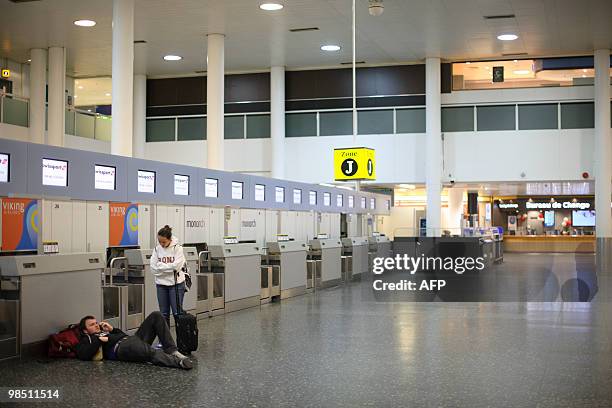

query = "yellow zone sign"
334;147;376;180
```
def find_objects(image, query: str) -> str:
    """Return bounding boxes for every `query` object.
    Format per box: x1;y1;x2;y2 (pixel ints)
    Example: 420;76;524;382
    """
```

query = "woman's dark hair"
157;225;172;239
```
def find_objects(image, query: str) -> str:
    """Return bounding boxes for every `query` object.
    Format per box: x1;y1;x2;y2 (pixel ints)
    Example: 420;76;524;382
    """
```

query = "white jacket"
150;236;186;286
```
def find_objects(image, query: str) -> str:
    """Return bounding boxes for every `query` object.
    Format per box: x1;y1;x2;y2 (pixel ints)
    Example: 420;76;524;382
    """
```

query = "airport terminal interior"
1;0;612;406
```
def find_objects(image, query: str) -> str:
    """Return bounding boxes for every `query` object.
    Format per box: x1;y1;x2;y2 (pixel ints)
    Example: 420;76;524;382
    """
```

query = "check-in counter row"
0;235;389;360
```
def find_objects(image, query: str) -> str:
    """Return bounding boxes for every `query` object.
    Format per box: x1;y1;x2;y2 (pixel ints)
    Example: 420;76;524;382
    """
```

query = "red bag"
48;324;81;358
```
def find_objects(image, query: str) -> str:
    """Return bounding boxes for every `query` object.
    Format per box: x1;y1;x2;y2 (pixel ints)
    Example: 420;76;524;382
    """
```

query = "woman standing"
150;225;186;328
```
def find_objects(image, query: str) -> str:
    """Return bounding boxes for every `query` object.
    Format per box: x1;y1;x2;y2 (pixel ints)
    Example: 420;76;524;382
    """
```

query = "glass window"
146;118;175;142
320;111;353;136
561;102;595;129
95;116;112;141
518;104;558;130
477;105;515;131
2;97;28;127
396;108;425;133
358;110;393;135
286;113;317;137
224;116;244;139
442;107;474;132
246;114;270;139
75;112;95;139
178;117;206;141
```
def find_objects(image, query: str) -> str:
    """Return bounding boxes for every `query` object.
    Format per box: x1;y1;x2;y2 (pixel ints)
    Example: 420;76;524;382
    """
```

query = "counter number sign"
1;69;9;79
334;147;376;181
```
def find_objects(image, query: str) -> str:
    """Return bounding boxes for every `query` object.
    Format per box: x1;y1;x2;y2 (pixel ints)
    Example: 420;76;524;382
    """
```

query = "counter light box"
309;191;317;205
255;184;265;202
361;197;366;209
174;174;189;196
232;181;243;200
275;187;285;203
572;210;595;227
0;153;9;183
137;170;156;193
205;178;218;198
336;194;343;207
323;192;331;206
42;158;68;187
370;198;376;209
544;211;555;227
94;165;116;190
293;189;302;204
348;195;354;208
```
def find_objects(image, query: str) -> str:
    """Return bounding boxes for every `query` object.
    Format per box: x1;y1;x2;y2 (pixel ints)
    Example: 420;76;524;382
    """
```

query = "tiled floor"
2;253;612;407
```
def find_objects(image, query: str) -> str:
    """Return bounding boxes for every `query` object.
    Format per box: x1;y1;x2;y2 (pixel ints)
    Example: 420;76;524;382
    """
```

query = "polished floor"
2;253;612;407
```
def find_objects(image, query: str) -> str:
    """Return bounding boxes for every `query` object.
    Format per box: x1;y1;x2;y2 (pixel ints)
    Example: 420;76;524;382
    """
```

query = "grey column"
28;48;46;144
594;49;612;276
47;47;65;147
425;57;442;237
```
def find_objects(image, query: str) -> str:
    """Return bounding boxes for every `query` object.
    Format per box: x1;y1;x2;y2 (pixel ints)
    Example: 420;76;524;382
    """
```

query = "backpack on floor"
48;324;81;358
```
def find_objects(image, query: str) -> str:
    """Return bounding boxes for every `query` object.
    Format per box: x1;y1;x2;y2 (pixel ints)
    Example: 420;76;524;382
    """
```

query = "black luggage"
174;271;198;354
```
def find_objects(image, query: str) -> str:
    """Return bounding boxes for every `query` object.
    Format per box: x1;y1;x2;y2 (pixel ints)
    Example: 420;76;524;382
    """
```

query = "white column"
111;0;134;157
133;74;147;159
28;48;46;144
447;188;465;234
595;49;612;238
206;33;225;170
270;65;285;179
426;57;442;237
47;47;65;147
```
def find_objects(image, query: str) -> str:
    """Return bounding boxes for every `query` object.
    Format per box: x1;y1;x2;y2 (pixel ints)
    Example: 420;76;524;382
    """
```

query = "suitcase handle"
174;270;184;315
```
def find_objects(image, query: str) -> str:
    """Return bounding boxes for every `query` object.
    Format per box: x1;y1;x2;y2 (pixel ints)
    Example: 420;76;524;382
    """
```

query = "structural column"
133;74;147;158
206;34;225;170
594;49;612;274
425;57;442;237
47;47;65;147
447;188;465;234
270;65;285;179
111;0;134;156
28;48;46;144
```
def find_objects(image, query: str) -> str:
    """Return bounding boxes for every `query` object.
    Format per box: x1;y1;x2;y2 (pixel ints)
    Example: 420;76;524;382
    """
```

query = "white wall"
144;139;272;176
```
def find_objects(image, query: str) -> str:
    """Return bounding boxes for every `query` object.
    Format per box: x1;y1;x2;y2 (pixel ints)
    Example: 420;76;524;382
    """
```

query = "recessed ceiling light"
398;184;415;189
105;93;111;97
73;95;78;98
321;44;341;52
163;55;183;61
259;3;283;11
513;70;530;75
513;59;518;63
466;61;471;64
582;74;586;78
74;19;96;27
497;34;518;41
78;85;84;89
582;69;587;73
484;66;490;70
27;59;31;62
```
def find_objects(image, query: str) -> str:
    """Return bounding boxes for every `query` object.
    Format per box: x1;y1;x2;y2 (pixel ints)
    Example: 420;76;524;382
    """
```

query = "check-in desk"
0;253;104;360
124;249;157;318
369;235;392;264
181;247;199;314
342;237;370;281
267;241;308;299
308;238;342;289
103;256;144;333
196;250;225;319
208;243;261;313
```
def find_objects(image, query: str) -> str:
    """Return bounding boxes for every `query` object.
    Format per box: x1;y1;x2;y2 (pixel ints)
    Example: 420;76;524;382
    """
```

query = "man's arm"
75;334;104;361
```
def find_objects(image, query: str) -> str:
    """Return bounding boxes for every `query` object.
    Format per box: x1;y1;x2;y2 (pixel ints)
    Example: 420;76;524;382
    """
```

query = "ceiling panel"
0;0;610;77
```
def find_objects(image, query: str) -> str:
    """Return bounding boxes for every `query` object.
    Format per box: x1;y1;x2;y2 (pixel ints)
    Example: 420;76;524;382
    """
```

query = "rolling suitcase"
174;271;199;354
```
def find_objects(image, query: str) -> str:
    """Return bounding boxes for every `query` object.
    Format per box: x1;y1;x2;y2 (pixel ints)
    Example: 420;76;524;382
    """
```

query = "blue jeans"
156;282;185;325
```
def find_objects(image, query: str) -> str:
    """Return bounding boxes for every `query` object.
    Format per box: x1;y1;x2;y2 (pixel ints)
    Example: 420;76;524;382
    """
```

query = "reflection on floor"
2;253;612;407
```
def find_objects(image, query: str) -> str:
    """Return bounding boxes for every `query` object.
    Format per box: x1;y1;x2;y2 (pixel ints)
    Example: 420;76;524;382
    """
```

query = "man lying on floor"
76;311;193;370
